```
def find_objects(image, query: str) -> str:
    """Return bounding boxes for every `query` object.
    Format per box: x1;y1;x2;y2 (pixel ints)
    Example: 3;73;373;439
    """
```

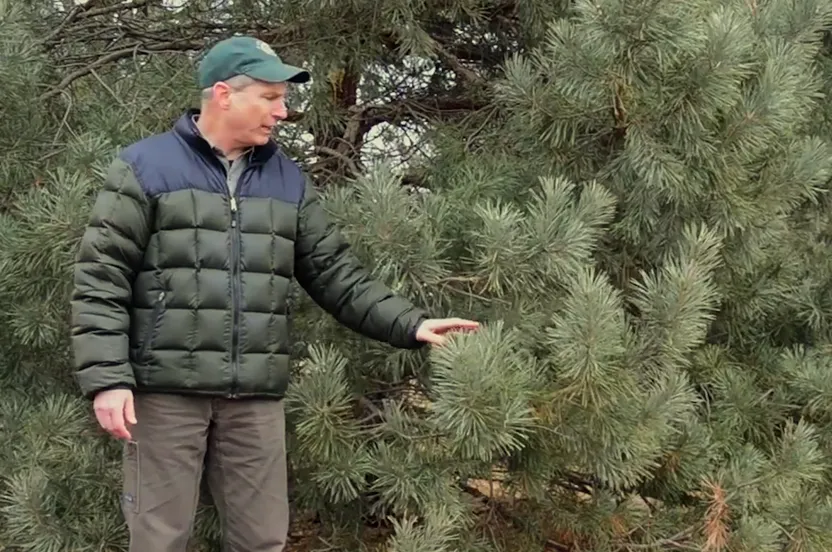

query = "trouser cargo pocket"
122;439;140;515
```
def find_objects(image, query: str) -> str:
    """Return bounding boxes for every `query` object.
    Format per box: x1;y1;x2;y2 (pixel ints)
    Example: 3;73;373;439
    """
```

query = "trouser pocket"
122;439;140;515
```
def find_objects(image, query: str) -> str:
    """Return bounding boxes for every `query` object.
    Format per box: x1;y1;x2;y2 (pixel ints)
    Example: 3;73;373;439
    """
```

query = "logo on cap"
256;40;277;57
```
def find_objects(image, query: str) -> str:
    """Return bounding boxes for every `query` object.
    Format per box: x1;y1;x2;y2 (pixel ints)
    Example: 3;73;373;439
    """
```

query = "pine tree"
3;0;832;550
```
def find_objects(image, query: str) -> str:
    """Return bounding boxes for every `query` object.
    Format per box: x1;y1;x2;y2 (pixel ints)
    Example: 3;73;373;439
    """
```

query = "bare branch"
43;5;84;44
313;146;361;177
433;43;484;85
38;39;203;101
76;0;151;20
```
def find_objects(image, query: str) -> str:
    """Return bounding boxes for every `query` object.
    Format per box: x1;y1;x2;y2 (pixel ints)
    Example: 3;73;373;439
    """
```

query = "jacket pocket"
138;291;166;361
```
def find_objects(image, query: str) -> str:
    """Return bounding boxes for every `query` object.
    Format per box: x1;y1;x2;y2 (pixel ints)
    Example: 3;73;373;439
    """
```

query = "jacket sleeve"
70;158;152;399
294;178;428;349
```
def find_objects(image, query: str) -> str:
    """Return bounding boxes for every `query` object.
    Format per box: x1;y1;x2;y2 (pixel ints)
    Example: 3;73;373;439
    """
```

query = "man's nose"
272;101;287;120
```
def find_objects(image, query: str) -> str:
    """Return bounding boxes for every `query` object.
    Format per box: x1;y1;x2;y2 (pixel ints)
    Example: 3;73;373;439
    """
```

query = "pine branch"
622;527;698;551
8;0;832;549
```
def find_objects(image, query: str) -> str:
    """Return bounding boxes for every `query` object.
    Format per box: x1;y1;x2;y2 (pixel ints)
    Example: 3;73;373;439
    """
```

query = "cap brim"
247;61;310;84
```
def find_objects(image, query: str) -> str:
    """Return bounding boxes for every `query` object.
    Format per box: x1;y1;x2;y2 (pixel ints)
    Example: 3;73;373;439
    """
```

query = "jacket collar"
173;109;278;165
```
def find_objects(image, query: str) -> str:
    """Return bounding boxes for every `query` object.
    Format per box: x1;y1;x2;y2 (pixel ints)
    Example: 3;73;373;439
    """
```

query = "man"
69;35;478;552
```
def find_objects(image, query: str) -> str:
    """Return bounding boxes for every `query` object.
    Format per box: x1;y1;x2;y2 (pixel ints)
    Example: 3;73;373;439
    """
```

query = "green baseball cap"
197;36;310;88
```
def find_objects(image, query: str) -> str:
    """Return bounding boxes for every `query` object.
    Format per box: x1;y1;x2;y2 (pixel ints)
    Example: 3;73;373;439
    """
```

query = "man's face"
223;80;289;147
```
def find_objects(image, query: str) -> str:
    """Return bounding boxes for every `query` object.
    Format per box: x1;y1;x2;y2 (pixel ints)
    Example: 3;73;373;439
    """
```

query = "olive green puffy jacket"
69;111;427;400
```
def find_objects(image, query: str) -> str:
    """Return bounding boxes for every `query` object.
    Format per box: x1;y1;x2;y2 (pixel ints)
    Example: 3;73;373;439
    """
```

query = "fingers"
93;399;133;440
424;332;447;346
111;407;132;440
125;393;137;425
95;408;126;439
438;317;478;327
432;318;480;333
416;318;480;346
94;408;110;434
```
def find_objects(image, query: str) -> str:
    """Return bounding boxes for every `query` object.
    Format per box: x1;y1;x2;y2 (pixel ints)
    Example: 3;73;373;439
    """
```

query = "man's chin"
247;132;271;146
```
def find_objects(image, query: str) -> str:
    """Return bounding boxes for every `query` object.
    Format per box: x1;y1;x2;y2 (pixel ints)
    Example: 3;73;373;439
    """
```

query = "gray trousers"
121;393;289;552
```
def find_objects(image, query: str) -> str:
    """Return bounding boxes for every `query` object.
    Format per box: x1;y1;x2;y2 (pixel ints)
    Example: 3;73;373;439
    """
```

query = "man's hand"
93;388;137;440
415;318;480;346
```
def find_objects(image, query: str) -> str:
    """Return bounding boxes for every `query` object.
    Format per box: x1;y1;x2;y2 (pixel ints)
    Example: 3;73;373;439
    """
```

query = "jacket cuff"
404;312;429;349
75;362;136;400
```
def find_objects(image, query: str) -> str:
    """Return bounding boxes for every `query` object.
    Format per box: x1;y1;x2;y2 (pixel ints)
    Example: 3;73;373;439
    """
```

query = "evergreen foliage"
2;0;832;550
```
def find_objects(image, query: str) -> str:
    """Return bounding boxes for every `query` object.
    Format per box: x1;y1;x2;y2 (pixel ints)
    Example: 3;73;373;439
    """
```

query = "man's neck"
195;115;245;160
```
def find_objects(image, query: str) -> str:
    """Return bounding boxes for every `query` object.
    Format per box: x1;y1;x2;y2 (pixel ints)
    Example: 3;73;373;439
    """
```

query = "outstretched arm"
294;178;428;348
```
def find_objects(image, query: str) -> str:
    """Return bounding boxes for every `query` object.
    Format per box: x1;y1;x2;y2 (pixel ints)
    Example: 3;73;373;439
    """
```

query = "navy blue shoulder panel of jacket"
121;109;306;204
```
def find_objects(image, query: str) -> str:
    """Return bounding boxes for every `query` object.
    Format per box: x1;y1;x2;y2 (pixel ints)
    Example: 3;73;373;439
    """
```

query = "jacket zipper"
229;194;241;397
139;290;165;360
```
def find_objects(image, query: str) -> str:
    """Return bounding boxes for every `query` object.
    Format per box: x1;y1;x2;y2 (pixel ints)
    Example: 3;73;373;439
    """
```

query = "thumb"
124;393;137;425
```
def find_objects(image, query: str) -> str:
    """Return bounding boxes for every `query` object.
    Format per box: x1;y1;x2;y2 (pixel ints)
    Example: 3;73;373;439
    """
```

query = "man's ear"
213;82;234;109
